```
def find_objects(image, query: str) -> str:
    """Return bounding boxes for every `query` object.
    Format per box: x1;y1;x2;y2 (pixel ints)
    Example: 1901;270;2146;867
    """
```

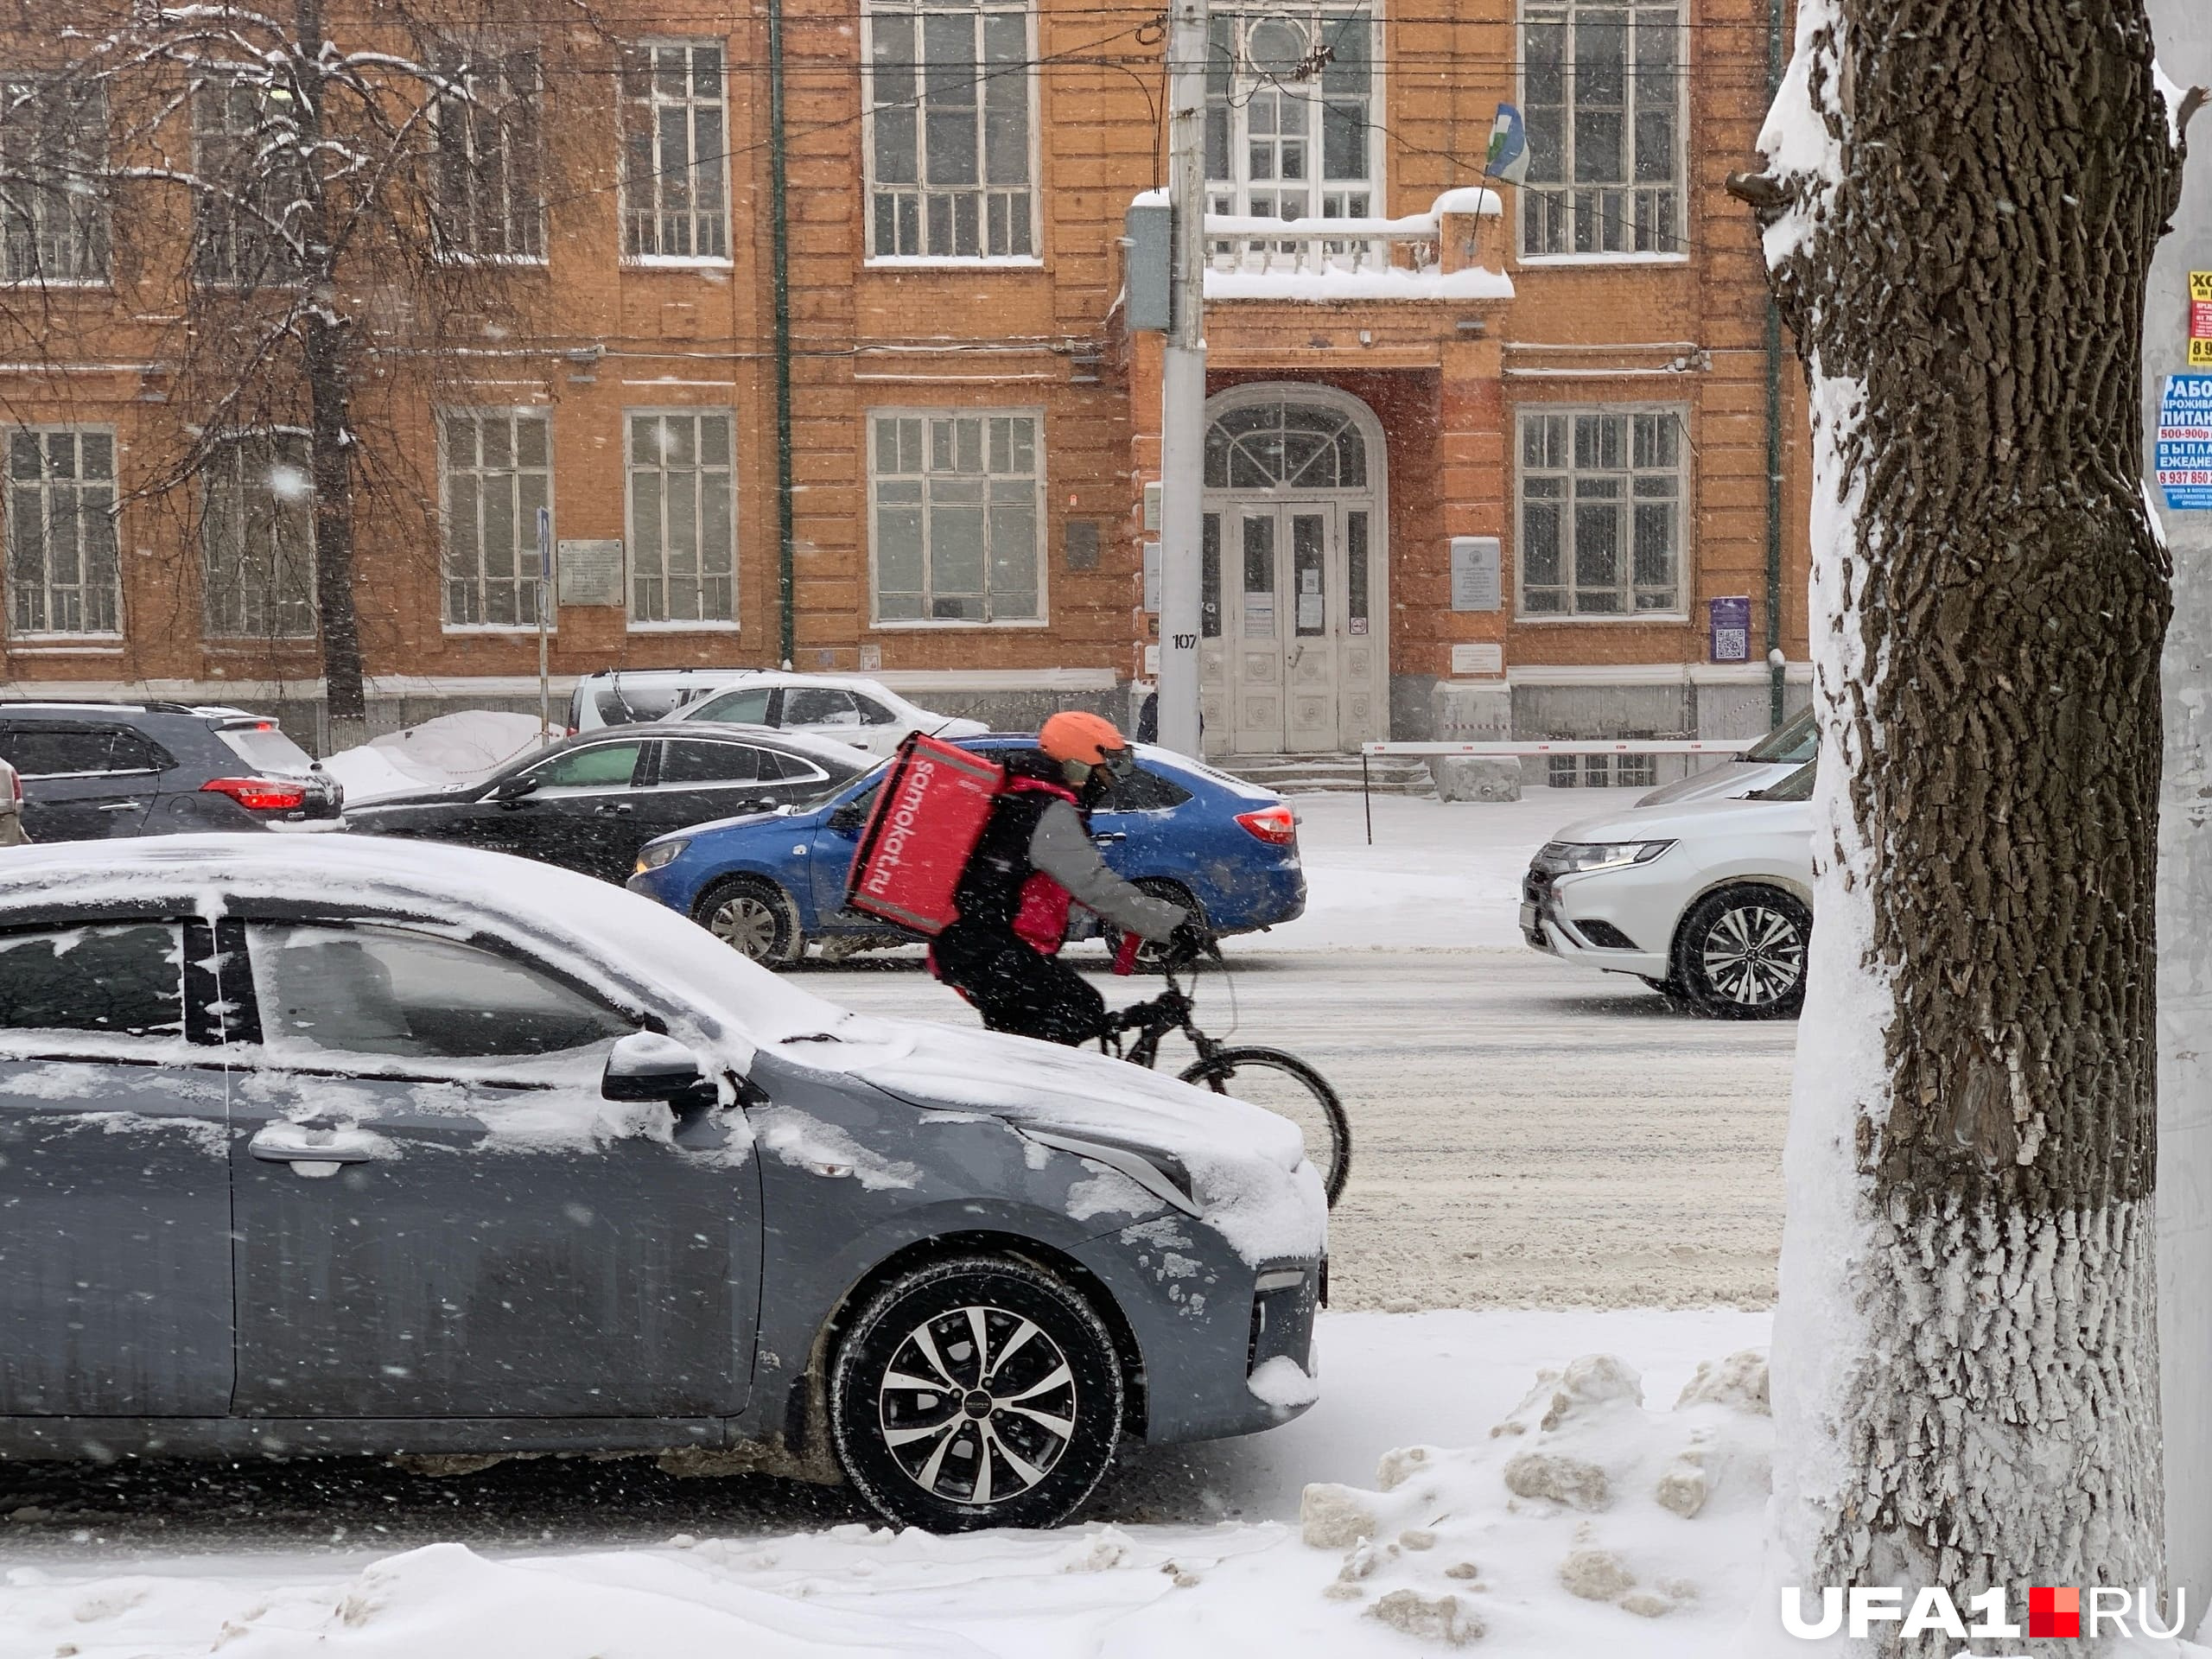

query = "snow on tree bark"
1731;2;2184;1649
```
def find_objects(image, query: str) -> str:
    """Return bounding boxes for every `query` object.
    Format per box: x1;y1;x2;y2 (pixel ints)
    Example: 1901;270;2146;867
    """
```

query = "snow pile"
1235;791;1582;952
1279;1350;1773;1651
324;711;548;803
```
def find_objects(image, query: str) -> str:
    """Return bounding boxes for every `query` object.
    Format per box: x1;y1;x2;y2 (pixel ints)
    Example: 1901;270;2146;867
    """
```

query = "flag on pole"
1484;104;1529;184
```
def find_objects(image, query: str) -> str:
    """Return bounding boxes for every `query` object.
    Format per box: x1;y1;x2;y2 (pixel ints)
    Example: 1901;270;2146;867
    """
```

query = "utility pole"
2146;0;2212;1624
1155;0;1208;757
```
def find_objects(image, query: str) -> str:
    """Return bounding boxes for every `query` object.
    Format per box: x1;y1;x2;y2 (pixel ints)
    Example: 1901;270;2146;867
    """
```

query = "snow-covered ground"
1231;790;1586;954
0;1308;1775;1659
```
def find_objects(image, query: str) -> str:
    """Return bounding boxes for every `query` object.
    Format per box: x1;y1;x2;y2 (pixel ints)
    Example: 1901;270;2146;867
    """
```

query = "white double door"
1199;498;1382;756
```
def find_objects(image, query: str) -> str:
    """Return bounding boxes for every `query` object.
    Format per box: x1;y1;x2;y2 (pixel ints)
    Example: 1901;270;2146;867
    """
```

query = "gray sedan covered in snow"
0;837;1326;1531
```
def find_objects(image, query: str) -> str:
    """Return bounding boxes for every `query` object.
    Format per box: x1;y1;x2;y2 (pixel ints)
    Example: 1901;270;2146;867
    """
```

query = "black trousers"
930;922;1108;1047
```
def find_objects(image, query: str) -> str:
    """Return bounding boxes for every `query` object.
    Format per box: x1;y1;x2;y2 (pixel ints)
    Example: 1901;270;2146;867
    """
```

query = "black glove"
1168;918;1219;961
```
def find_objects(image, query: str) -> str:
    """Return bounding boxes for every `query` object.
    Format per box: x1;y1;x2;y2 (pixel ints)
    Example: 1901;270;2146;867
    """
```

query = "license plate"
1518;902;1539;936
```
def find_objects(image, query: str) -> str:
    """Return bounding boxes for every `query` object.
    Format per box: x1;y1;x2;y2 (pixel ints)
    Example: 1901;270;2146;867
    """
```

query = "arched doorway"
1199;386;1388;755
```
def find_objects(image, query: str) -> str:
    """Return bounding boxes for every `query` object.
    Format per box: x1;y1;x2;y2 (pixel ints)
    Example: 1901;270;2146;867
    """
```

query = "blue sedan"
626;737;1307;965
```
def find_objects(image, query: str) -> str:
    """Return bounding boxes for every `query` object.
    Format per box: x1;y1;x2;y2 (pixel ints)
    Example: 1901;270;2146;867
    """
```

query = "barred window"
192;79;308;286
1518;410;1682;616
0;79;107;283
202;433;315;639
865;0;1034;259
1204;10;1375;226
621;42;728;259
435;46;543;259
1521;3;1681;256
442;410;550;627
627;411;734;625
871;411;1040;623
7;429;118;635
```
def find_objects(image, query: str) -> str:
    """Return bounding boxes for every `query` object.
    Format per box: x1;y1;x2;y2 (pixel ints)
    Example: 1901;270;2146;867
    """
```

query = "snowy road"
810;947;1796;1311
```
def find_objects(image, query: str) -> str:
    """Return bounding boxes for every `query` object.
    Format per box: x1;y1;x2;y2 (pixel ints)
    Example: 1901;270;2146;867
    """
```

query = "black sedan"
342;721;872;882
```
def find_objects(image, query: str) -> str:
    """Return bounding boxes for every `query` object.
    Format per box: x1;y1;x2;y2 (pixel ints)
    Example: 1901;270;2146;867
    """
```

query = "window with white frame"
6;428;118;635
434;45;544;260
1520;2;1681;256
1518;409;1682;616
627;411;734;625
192;79;308;286
0;78;107;283
442;410;550;627
864;0;1034;258
870;411;1040;623
202;432;315;639
621;42;728;259
1205;10;1376;227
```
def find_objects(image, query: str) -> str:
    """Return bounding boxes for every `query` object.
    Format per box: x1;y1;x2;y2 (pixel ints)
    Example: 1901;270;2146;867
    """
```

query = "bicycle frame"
1105;967;1219;1071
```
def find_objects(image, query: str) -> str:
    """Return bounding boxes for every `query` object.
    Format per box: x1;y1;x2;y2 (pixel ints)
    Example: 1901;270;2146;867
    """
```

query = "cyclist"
929;711;1214;1046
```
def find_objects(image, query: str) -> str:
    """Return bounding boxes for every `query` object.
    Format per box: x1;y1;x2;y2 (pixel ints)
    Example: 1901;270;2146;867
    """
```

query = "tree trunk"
304;310;366;753
293;0;365;753
1737;1;2180;1648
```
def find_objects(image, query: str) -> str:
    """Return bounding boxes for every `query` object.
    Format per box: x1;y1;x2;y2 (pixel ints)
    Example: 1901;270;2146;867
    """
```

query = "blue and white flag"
1484;103;1529;185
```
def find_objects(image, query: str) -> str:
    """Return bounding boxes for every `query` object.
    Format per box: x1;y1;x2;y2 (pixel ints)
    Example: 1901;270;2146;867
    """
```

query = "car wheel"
1102;881;1204;971
1671;885;1810;1019
830;1255;1123;1534
695;876;804;966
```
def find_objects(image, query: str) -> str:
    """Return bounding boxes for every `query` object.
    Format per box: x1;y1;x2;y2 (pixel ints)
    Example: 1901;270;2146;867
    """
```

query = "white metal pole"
2145;0;2212;1619
1156;0;1208;757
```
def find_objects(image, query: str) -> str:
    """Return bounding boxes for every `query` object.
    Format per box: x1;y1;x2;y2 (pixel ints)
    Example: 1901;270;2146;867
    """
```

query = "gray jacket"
1029;798;1189;941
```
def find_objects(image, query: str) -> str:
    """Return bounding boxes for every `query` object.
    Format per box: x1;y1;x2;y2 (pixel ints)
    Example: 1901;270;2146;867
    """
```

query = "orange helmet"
1039;710;1135;782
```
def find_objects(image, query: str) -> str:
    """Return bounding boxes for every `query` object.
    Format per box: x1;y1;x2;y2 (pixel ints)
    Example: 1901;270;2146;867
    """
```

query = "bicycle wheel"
1179;1046;1351;1209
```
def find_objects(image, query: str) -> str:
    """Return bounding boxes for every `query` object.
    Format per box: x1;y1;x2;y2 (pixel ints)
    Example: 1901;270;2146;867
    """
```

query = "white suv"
569;670;988;758
0;757;22;846
1522;760;1815;1018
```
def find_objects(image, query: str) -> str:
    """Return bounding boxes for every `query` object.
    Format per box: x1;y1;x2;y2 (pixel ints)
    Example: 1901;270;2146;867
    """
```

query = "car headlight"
1019;1128;1200;1217
1535;839;1675;876
634;838;689;874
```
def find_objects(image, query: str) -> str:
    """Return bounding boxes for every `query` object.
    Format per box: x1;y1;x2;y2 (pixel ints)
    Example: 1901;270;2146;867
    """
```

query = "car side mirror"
828;802;867;831
491;774;538;803
602;1031;709;1103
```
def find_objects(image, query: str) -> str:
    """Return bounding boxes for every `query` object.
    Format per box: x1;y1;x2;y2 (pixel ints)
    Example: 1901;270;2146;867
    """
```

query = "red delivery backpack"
843;734;1007;937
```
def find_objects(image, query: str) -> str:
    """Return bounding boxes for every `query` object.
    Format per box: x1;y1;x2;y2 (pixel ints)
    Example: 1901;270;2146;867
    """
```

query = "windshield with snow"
1741;705;1818;765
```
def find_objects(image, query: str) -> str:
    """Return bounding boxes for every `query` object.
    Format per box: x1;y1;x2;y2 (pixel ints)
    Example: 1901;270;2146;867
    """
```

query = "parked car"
1635;704;1817;808
0;756;23;846
0;834;1325;1532
0;702;340;842
343;721;873;885
1523;760;1815;1018
570;667;989;756
628;737;1307;965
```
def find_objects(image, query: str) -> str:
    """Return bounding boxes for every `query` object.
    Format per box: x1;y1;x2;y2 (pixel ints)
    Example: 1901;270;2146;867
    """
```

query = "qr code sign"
1714;627;1748;660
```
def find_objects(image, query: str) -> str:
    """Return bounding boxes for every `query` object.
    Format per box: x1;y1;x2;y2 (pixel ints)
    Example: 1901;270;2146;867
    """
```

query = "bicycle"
1097;947;1351;1207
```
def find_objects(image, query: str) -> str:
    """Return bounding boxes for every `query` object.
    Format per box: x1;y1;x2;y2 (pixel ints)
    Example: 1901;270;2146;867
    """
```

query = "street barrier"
1353;738;1759;844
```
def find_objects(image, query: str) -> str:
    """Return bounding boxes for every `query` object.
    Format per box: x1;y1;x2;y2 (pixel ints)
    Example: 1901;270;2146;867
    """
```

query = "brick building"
0;0;1809;760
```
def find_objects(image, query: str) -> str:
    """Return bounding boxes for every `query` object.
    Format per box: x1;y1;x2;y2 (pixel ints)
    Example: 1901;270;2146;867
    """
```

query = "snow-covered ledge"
1130;188;1513;303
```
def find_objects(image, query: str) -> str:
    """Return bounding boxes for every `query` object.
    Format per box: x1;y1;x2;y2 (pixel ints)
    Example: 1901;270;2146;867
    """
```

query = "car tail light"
1235;804;1298;846
202;777;308;812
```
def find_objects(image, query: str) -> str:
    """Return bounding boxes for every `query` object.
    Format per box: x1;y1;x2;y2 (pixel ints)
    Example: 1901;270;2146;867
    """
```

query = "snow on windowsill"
1510;611;1692;627
869;617;1052;632
441;624;559;637
863;256;1046;271
621;255;735;270
1205;266;1514;304
1516;251;1692;268
626;620;742;633
5;635;125;652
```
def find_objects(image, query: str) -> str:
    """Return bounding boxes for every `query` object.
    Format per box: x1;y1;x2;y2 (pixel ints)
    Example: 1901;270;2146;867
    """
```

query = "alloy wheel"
874;1305;1077;1506
1699;902;1805;1007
